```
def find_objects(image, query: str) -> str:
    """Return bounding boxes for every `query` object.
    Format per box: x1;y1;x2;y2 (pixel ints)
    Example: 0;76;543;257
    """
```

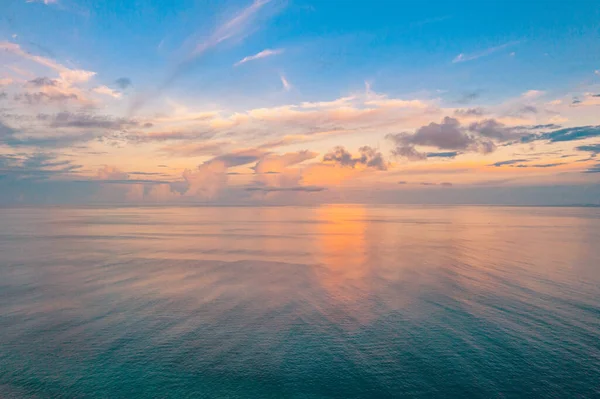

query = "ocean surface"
1;205;599;398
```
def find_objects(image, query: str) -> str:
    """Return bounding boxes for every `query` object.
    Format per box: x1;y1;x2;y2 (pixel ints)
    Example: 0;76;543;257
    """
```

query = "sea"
1;205;599;398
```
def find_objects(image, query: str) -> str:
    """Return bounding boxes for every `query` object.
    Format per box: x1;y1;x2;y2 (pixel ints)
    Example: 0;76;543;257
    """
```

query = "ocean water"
0;205;599;398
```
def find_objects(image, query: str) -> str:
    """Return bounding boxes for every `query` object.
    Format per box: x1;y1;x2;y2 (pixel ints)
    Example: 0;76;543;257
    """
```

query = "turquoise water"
1;205;599;398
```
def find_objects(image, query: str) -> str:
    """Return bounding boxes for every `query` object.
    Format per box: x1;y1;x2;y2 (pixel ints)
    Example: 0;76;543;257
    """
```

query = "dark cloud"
48;112;139;130
426;151;460;158
0;91;7;99
454;107;486;116
0;152;82;181
456;91;481;104
488;159;529;167
524;125;600;143
323;146;387;170
398;181;407;184
519;105;538;114
129;171;167;176
420;182;436;186
245;185;325;192
14;92;78;104
115;78;132;89
127;130;216;144
3;132;98;148
440;182;453;187
2;119;101;148
85;179;168;185
388;117;497;159
468;119;515;141
584;163;600;173
575;144;600;156
210;149;266;167
27;77;58;87
515;163;564;168
527;124;562;130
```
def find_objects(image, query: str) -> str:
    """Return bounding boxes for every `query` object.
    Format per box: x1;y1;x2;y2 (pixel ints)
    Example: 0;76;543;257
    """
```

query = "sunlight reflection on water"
1;205;599;397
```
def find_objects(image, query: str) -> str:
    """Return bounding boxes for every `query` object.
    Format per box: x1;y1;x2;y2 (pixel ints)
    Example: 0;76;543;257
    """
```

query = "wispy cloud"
130;0;275;114
0;42;96;84
521;90;545;99
280;74;291;91
235;48;284;66
191;0;272;58
26;0;58;4
452;41;519;63
93;85;122;98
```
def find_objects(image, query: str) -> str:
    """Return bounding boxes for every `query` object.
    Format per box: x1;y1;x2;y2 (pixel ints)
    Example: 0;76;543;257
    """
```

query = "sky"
0;0;599;205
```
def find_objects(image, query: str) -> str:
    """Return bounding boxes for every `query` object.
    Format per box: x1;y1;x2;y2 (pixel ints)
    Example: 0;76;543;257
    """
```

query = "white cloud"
521;90;545;99
191;0;272;58
280;74;291;91
365;99;428;109
93;85;122;98
595;70;600;76
234;48;284;66
452;41;519;63
0;42;96;85
26;0;58;4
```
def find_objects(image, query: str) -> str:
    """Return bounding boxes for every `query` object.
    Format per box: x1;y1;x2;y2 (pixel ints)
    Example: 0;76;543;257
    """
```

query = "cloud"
323;146;387;170
391;145;427;161
488;159;529;167
27;77;59;87
518;105;538;114
160;142;228;157
426;151;460;158
245;185;325;192
516;163;564;168
387;117;497;159
0;152;81;181
454;107;486;116
190;0;272;57
0;42;97;103
468;119;516;141
254;150;318;173
46;112;138;130
584;163;600;173
364;99;428;109
576;144;600;156
0;41;95;84
0;78;13;86
452;41;519;63
130;0;275;113
234;48;284;66
280;74;292;91
96;165;129;180
26;0;58;4
595;70;600;76
211;148;266;167
182;161;228;199
14;92;79;105
114;78;132;89
522;90;545;99
93;85;122;98
456;91;481;104
525;125;600;143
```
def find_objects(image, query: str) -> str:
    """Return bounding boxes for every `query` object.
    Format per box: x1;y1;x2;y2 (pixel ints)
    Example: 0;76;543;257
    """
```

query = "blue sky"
1;0;599;204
